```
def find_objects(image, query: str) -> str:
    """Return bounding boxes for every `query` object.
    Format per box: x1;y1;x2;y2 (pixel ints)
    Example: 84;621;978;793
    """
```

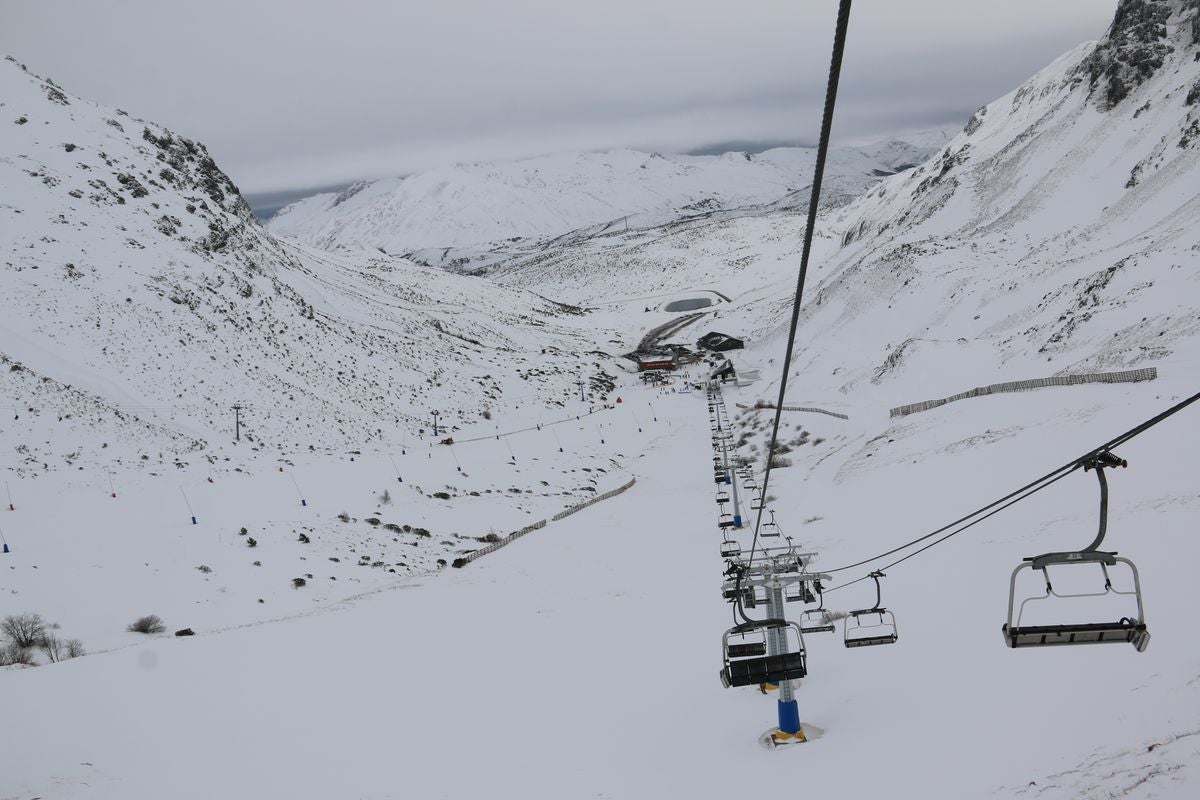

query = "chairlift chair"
761;511;781;538
799;580;837;633
715;490;730;505
720;539;742;558
720;619;808;688
722;579;754;606
785;579;816;603
844;571;899;648
1003;452;1149;652
718;512;736;529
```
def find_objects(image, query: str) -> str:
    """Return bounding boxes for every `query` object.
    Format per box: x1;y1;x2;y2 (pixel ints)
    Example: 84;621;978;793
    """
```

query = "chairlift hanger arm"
820;391;1199;586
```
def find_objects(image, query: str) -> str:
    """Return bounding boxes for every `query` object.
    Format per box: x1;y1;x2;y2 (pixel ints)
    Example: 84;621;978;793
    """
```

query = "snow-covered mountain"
488;0;1200;408
3;3;1200;799
0;56;625;475
266;134;950;255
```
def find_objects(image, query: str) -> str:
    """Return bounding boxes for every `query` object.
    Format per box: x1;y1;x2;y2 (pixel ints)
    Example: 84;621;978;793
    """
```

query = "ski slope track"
3;1;1200;797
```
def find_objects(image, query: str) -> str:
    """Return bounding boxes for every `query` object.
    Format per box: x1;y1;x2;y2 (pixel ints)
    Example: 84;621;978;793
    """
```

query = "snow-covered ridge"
0;56;623;473
266;134;951;255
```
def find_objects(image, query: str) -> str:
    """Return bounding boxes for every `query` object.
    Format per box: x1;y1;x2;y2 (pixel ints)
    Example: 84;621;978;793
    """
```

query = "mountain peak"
1083;0;1200;109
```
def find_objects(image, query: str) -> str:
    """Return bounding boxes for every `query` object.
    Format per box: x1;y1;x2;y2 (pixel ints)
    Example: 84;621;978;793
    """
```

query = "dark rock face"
1084;0;1177;109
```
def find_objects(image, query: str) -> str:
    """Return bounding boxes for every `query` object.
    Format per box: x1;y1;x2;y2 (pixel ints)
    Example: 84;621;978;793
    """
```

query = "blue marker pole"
180;486;197;525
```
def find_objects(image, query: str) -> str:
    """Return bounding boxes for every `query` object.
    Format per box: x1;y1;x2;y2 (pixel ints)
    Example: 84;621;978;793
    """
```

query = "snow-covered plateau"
2;0;1199;797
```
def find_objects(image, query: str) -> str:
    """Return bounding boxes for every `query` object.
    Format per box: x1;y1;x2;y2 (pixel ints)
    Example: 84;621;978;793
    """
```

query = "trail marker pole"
180;486;197;525
5;480;13;511
389;455;403;483
0;524;9;553
431;410;441;438
232;404;243;442
108;472;117;498
289;474;308;507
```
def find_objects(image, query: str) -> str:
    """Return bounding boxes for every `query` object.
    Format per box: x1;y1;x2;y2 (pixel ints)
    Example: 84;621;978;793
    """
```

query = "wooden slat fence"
889;367;1158;419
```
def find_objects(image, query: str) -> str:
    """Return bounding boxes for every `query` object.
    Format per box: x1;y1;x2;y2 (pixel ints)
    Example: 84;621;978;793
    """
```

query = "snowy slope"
0;56;627;477
3;3;1200;799
266;135;949;254
488;0;1200;409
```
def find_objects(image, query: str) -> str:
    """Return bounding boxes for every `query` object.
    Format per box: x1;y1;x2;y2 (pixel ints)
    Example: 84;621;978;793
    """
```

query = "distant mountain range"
266;131;953;255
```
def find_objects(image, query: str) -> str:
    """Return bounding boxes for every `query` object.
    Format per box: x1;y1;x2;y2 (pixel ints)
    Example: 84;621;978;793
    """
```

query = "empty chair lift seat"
720;620;807;688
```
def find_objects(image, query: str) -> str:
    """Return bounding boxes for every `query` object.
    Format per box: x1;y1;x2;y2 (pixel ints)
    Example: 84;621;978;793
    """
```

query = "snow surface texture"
3;1;1200;797
267;135;949;256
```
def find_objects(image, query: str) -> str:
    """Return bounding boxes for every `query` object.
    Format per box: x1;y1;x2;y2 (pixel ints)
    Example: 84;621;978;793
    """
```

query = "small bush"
196;564;212;573
128;615;166;634
337;512;351;522
298;533;310;543
413;527;431;538
2;612;47;648
432;491;451;500
478;533;502;543
246;537;257;548
482;409;492;420
38;634;66;663
65;638;86;658
0;643;35;667
768;455;792;469
379;489;392;505
239;527;248;536
365;517;381;526
292;577;307;588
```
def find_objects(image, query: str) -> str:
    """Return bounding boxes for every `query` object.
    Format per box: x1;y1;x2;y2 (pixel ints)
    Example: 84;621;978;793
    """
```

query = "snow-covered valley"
3;1;1200;797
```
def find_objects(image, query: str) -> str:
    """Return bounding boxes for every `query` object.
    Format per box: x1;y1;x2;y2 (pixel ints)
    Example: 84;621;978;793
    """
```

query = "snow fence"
551;477;637;522
889;367;1158;419
451;519;548;568
745;402;849;420
452;477;636;568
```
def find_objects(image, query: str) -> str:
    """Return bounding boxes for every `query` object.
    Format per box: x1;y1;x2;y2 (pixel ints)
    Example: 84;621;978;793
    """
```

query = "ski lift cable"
823;388;1200;591
748;0;853;566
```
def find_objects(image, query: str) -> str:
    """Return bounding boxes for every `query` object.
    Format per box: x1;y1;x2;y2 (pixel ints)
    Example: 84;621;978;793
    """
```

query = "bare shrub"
292;577;307;588
0;643;36;667
337;511;351;523
38;634;66;663
65;638;86;658
379;489;392;505
2;612;47;648
768;455;792;469
128;614;166;634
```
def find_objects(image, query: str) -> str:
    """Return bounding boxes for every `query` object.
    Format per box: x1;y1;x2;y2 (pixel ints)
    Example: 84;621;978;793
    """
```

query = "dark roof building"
696;332;744;352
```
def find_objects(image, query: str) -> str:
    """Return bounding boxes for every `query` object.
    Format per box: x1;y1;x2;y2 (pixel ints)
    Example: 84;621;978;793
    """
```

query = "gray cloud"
2;0;1116;194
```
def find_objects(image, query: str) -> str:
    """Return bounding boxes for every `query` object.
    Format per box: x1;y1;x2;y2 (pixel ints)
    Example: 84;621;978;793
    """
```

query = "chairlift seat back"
844;608;898;648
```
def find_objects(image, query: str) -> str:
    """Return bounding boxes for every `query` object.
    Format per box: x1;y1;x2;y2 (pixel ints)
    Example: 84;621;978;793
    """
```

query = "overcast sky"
3;1;1117;197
